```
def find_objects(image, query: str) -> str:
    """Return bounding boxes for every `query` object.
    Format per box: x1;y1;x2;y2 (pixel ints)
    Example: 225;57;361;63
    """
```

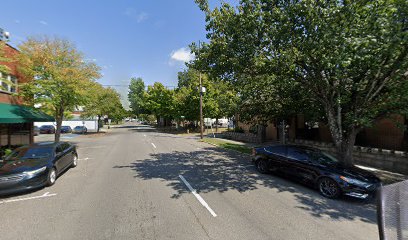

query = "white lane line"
0;192;57;204
143;134;146;137
78;157;92;161
179;175;217;217
151;143;157;148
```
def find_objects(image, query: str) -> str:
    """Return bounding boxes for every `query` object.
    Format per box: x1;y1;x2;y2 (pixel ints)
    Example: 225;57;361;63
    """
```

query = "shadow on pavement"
113;147;377;224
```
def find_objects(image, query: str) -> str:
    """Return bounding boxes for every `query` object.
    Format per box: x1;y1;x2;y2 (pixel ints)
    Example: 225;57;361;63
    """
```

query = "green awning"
0;103;54;123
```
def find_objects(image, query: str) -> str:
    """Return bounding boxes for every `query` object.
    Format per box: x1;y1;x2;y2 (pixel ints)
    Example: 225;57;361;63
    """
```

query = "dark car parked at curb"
39;125;55;134
73;126;87;134
0;142;78;196
61;126;72;133
252;145;381;199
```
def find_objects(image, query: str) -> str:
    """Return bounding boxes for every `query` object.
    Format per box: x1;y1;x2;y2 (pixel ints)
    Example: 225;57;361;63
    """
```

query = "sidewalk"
201;137;407;185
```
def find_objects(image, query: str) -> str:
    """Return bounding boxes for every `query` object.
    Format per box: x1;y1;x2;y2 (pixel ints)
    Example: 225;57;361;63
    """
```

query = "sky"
0;0;236;108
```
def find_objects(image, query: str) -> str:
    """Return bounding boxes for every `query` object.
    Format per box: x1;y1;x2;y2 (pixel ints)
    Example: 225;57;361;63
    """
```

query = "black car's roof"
20;141;70;148
261;144;321;152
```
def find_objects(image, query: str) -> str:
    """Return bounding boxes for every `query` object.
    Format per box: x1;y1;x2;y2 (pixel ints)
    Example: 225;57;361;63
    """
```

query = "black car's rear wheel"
256;159;268;174
318;177;341;199
46;168;57;186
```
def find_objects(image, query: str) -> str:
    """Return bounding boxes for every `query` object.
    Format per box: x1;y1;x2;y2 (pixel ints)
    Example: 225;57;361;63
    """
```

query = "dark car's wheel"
318;177;341;199
256;159;269;174
46;168;57;186
71;154;78;168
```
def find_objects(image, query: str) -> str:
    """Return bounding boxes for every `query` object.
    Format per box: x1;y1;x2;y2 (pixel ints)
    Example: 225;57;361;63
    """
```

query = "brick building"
0;40;53;148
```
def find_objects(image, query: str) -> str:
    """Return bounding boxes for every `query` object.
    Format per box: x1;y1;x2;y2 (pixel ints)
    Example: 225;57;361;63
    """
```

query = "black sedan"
0;142;78;195
252;145;381;199
39;125;55;134
61;126;72;133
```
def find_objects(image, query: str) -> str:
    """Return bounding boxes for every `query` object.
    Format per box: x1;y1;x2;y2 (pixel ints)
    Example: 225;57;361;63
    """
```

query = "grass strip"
201;138;252;154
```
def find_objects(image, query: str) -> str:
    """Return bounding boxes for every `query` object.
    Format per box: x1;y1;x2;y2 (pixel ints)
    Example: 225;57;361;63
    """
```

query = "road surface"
0;123;379;240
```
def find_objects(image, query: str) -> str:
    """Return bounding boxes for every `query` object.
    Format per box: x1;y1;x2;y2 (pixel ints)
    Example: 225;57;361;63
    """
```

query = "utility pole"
198;41;204;139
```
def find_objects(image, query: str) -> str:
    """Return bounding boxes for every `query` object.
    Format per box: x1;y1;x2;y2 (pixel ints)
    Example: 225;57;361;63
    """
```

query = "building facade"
0;41;53;148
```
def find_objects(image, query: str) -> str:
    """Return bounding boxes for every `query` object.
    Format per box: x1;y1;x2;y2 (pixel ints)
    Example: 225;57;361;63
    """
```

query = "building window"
0;72;18;93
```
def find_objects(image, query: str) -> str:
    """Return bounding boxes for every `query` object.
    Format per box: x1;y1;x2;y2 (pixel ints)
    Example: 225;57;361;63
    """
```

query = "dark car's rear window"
6;147;53;160
265;146;287;156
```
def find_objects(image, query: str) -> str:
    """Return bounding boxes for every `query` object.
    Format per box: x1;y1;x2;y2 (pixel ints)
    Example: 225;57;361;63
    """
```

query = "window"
61;142;70;151
266;146;287;157
0;72;18;93
56;145;64;155
287;147;310;161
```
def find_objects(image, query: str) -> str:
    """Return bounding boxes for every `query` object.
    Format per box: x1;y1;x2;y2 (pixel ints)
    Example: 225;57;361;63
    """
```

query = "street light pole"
198;41;204;139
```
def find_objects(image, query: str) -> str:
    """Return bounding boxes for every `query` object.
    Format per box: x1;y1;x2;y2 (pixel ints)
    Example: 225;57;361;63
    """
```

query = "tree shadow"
113;147;377;224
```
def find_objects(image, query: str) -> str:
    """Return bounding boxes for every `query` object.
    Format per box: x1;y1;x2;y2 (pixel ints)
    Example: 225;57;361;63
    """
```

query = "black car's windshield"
5;147;53;160
308;151;339;165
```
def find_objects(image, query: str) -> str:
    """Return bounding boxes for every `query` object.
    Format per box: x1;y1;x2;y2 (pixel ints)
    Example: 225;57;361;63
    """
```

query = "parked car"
61;126;72;133
39;125;56;134
0;142;78;195
33;126;40;136
252;144;381;199
73;126;87;134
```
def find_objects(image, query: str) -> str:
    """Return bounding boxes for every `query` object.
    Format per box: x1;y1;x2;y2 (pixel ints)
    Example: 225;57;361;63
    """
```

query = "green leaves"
17;36;102;141
195;0;408;164
128;77;146;116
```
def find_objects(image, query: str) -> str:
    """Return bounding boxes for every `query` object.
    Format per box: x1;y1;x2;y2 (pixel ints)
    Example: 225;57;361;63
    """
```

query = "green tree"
175;68;238;130
128;77;146;116
83;84;124;131
144;82;175;126
18;36;101;142
195;0;408;166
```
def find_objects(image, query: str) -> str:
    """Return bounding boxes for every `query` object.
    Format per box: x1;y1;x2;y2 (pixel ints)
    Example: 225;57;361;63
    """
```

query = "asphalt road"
0;123;379;240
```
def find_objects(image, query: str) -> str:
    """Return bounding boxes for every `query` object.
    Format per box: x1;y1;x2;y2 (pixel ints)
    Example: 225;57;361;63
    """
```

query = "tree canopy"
194;0;408;165
18;36;101;141
128;77;146;116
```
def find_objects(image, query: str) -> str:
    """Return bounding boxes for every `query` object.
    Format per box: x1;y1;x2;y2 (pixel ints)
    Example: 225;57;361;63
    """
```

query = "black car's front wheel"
256;159;268;174
318;177;341;199
71;154;78;168
46;168;57;186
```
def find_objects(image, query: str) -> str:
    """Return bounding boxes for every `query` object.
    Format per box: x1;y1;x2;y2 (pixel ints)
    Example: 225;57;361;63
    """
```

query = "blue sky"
0;0;236;107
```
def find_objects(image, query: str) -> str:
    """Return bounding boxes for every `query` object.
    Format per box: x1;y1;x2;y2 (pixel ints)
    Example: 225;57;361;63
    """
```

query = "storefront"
0;102;54;147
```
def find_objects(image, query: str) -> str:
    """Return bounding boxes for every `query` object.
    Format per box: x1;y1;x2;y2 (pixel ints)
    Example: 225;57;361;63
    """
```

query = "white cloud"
137;12;148;23
170;48;195;63
124;8;148;23
39;20;48;25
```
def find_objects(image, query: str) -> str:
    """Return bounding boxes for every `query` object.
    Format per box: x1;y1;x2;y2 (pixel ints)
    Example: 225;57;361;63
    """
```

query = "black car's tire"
46;168;57;186
71;154;78;168
318;177;341;199
256;159;269;174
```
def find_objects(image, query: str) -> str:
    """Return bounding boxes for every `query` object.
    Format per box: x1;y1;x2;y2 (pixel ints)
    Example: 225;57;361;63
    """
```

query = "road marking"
0;192;57;204
143;134;146;137
80;146;106;149
78;157;92;161
178;175;217;217
151;143;157;148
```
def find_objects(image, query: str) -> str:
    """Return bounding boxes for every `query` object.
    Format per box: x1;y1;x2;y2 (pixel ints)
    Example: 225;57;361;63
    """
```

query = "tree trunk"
336;129;357;167
215;118;219;133
326;106;358;167
54;113;63;142
97;115;101;133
